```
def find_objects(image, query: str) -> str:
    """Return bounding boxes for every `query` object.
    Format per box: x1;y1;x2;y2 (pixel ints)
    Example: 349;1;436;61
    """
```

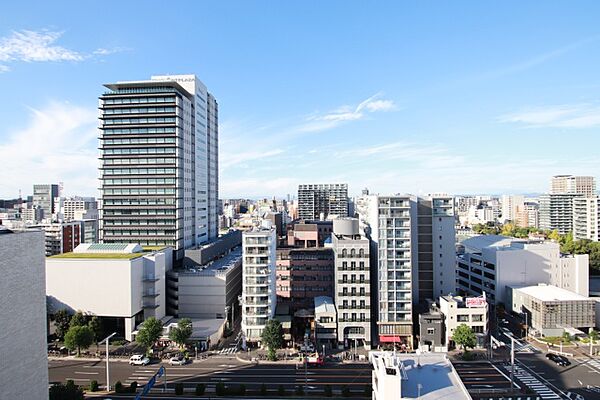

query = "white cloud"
300;93;396;132
92;47;129;56
0;101;98;197
0;29;125;72
499;104;600;128
0;30;84;62
221;149;285;169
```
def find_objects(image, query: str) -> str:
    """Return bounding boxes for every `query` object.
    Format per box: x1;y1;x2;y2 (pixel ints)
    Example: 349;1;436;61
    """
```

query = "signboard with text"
465;296;486;307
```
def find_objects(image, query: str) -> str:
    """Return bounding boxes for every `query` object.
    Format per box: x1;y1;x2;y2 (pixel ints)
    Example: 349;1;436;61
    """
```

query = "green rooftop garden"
49;252;144;259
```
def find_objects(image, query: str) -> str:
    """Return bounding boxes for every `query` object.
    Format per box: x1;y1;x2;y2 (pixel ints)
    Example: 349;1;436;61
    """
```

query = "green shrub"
295;386;304;395
239;384;246;395
216;382;226;396
342;385;350;397
129;381;138;393
175;382;184;395
114;381;123;393
260;383;267;395
364;384;372;396
195;383;205;396
324;385;332;397
278;384;286;396
89;380;99;392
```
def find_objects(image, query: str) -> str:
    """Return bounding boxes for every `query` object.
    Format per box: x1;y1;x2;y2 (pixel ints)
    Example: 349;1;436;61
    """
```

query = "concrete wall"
0;231;49;400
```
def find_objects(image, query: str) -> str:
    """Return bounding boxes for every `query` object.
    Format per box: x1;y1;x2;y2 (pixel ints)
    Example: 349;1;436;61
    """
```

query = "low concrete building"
286;219;333;248
314;296;337;348
457;235;589;305
419;308;446;352
46;243;172;341
0;229;49;400
369;351;470;400
439;295;488;348
508;284;596;337
167;248;242;320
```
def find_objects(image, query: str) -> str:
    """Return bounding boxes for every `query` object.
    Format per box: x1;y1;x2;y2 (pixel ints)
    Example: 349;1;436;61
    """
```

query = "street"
49;355;372;397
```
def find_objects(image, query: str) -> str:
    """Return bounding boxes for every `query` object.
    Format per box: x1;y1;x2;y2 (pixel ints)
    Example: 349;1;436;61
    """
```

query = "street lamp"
225;305;231;329
99;332;117;392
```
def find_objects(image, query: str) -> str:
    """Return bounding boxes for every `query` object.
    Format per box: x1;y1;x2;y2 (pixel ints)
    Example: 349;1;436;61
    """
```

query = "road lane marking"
74;371;99;375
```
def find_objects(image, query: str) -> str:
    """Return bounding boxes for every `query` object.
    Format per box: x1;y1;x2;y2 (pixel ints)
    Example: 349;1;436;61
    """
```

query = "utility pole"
304;356;308;392
99;332;117;392
510;337;515;390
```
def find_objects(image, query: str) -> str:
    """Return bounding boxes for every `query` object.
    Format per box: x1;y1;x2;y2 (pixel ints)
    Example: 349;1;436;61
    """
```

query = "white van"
129;354;150;366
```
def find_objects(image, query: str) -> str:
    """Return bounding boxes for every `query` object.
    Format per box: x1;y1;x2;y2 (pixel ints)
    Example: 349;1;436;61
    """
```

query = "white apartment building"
457;235;589;305
551;175;596;197
314;296;337;347
297;183;348;220
99;74;218;260
46;243;172;341
501;195;524;223
356;194;455;347
332;218;372;349
539;193;583;234
241;224;277;343
60;196;98;221
439;295;488;348
516;201;539;228
0;230;48;400
573;196;600;242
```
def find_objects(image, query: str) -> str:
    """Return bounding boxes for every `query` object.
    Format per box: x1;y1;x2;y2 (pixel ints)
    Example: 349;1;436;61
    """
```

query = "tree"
136;317;163;354
69;311;87;328
548;229;560;242
590;330;599;344
88;316;103;344
64;325;94;356
49;380;84;400
452;324;477;351
169;318;193;350
261;319;283;361
54;309;72;340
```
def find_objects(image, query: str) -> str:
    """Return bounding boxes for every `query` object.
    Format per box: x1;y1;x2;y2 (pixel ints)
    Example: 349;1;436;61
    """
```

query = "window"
457;315;469;322
427;328;435;335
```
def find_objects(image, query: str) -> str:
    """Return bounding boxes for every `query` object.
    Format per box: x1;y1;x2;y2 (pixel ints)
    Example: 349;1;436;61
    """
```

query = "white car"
129;354;150;366
169;355;188;366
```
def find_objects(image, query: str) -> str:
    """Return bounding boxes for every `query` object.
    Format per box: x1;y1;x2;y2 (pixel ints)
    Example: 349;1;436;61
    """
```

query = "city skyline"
2;2;600;198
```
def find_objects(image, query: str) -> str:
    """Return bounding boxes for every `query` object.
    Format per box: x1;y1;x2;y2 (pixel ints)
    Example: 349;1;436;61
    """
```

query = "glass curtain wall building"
98;75;218;260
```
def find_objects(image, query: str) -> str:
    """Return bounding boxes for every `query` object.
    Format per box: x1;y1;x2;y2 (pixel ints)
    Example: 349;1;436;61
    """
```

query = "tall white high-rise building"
539;193;582;234
356;193;455;348
98;75;218;259
501;195;524;223
241;224;277;343
551;175;596;197
573;196;600;242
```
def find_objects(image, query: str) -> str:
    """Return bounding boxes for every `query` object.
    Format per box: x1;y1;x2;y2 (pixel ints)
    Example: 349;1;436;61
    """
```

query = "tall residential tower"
298;183;348;220
98;75;218;259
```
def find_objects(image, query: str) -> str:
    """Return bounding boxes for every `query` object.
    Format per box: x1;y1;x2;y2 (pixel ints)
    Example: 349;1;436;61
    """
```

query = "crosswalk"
124;367;160;385
217;347;238;355
585;357;600;372
506;364;561;399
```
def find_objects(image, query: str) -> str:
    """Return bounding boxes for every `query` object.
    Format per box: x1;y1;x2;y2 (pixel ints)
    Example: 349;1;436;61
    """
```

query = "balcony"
143;275;160;282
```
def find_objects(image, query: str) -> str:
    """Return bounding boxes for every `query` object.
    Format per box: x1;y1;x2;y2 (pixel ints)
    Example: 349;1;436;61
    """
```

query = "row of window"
104;158;176;165
103;229;176;236
102;137;177;146
104;96;176;105
103;188;176;195
103;117;176;125
104;209;176;216
104;146;176;155
104;219;176;226
103;107;176;115
104;178;176;185
103;127;176;135
103;198;176;206
103;168;176;175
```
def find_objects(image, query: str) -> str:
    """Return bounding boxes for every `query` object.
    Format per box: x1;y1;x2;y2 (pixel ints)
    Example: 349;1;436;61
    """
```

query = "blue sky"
1;2;600;198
